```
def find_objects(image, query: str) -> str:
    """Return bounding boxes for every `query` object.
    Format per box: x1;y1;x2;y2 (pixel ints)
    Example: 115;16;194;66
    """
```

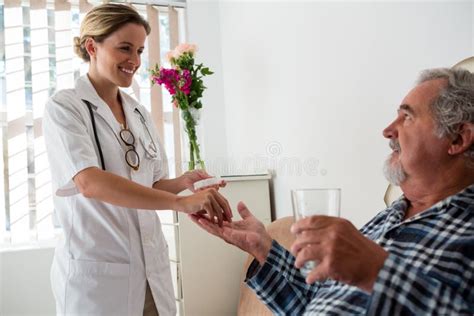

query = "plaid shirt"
246;184;474;315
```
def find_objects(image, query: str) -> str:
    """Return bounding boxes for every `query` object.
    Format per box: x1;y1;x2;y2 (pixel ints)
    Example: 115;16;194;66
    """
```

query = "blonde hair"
73;3;151;62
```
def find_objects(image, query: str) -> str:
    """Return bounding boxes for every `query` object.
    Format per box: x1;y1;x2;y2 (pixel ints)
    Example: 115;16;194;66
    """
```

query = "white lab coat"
43;75;177;316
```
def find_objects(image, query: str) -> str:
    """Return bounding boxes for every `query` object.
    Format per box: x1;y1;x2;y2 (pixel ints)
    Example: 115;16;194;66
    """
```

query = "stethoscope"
83;99;158;171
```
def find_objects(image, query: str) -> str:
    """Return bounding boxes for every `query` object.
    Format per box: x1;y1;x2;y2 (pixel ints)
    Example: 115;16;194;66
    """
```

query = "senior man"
190;67;474;315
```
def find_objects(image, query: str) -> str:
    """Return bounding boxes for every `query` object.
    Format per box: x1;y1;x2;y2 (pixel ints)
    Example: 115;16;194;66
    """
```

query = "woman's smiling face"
89;22;147;88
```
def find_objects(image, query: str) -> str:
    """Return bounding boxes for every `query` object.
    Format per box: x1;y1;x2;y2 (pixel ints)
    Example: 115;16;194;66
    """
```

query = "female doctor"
43;4;231;316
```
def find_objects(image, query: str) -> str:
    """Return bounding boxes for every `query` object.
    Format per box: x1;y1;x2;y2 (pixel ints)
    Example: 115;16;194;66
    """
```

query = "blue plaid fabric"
246;184;474;315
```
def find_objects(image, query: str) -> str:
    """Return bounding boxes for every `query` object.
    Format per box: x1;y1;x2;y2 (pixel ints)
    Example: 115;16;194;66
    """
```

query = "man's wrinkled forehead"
401;78;448;111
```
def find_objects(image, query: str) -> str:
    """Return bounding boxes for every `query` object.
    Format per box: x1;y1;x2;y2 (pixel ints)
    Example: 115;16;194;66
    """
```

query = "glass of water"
291;188;341;276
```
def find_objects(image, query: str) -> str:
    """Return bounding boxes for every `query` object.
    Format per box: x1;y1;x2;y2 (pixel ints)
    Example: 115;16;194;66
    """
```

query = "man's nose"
383;120;398;139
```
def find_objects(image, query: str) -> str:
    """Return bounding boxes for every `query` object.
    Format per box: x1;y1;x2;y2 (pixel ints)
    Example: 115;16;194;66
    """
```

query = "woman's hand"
180;170;226;192
153;170;226;194
175;188;232;226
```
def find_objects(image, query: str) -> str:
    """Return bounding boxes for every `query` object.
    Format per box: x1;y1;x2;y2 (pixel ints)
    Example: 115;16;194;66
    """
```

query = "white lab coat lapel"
75;76;122;136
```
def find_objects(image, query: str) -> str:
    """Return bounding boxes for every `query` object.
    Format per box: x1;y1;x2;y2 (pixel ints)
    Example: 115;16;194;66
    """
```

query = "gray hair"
417;68;474;162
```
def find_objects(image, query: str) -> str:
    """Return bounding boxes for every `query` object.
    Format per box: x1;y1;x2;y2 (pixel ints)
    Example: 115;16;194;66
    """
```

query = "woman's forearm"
153;177;186;194
74;167;182;211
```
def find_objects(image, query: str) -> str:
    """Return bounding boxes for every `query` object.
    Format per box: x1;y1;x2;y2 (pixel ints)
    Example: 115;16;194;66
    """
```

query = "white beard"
383;154;408;186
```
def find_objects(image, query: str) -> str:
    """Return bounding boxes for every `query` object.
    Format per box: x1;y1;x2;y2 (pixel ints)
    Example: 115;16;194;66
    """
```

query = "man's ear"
84;37;97;59
448;123;474;155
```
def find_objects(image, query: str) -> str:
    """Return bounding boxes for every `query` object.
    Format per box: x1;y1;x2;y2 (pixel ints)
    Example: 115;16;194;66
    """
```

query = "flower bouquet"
150;43;213;171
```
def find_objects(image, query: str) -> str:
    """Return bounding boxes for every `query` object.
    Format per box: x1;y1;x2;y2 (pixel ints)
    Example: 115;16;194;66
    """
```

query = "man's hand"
189;201;273;264
290;216;388;292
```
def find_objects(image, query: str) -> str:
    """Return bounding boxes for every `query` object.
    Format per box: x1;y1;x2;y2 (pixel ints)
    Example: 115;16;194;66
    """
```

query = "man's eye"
120;47;130;51
397;110;410;120
138;50;144;55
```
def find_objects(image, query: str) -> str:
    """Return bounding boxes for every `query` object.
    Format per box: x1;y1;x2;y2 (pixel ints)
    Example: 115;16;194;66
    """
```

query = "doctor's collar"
75;75;109;110
76;75;140;112
118;89;140;112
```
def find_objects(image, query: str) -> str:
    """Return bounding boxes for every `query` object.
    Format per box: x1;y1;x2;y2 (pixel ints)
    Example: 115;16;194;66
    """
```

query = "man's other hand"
290;215;389;292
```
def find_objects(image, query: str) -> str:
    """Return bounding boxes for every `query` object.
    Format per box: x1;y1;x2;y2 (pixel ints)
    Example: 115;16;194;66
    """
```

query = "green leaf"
201;67;213;75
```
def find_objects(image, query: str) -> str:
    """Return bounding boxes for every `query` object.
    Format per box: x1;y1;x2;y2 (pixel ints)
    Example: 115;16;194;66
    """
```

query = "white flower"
166;43;198;63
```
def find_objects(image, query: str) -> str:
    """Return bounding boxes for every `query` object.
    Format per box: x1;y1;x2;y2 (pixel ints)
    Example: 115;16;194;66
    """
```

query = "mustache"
389;139;401;152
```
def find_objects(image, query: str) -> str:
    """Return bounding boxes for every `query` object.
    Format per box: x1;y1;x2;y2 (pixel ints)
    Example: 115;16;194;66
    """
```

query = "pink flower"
152;67;193;97
180;70;192;95
153;68;181;95
165;51;175;63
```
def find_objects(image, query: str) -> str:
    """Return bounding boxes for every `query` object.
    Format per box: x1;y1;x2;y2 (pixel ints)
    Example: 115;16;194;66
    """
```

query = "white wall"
186;1;228;164
189;1;473;227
